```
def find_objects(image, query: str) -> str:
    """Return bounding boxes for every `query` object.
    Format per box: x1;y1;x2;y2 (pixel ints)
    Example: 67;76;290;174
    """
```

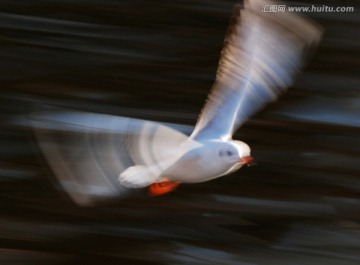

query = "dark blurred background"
0;0;359;264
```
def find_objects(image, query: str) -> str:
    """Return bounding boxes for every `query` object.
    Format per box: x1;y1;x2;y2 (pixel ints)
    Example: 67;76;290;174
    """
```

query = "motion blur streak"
0;0;359;265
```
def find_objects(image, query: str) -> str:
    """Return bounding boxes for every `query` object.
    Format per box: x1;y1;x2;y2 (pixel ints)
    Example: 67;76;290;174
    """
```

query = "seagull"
31;0;321;205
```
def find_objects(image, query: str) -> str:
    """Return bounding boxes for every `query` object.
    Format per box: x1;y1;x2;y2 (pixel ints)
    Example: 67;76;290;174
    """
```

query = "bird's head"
218;140;253;167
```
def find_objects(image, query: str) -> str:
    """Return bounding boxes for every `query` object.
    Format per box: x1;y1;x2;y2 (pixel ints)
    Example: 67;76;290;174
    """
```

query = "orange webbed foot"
148;179;180;196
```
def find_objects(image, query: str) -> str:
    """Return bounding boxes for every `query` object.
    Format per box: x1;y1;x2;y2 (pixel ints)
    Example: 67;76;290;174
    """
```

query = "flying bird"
32;0;321;205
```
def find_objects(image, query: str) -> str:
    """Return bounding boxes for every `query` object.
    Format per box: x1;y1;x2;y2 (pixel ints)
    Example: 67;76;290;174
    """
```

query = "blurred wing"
190;0;322;140
31;110;188;205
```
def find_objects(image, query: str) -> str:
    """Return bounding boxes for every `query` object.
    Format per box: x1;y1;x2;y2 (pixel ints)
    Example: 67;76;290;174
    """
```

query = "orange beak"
240;156;254;165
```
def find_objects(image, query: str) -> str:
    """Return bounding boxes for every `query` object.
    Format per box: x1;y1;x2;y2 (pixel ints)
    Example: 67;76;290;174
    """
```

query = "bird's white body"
119;140;251;187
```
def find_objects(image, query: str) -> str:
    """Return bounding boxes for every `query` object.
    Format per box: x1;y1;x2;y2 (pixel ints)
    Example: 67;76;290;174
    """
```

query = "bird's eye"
219;150;234;157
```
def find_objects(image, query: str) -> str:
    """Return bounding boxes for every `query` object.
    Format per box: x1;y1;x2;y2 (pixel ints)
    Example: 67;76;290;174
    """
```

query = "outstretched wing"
31;110;188;205
190;0;322;141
